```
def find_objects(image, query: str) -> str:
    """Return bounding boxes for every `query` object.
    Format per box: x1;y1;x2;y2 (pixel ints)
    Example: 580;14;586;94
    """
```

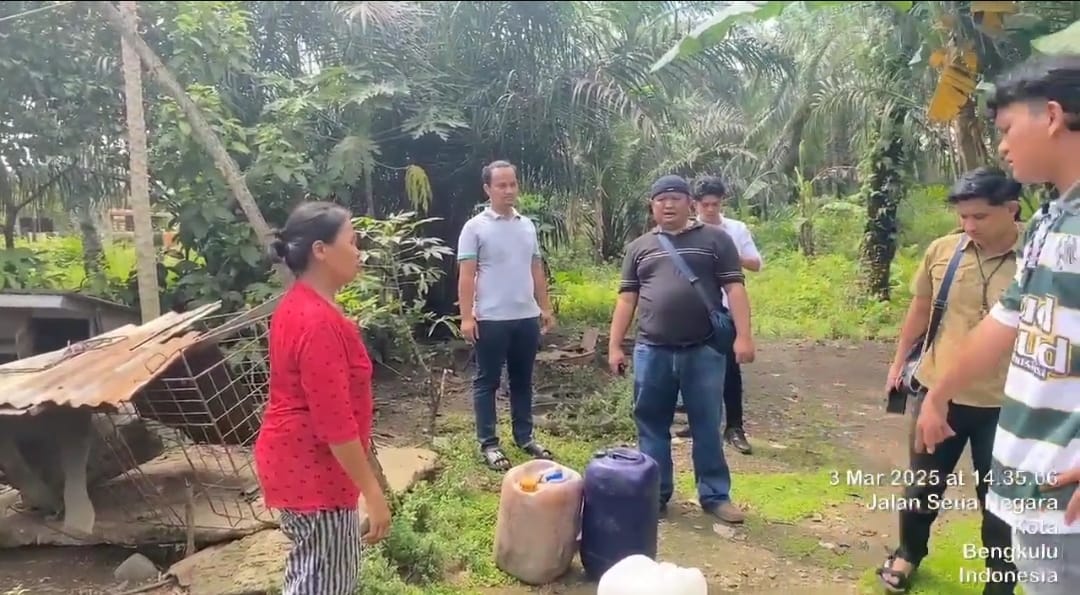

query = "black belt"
637;340;710;351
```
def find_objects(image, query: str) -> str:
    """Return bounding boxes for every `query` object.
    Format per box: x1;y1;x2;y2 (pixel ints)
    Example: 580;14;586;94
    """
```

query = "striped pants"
279;508;362;595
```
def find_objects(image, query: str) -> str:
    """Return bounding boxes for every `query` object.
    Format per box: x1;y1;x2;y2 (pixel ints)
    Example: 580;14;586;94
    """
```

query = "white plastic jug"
597;554;708;595
493;459;584;585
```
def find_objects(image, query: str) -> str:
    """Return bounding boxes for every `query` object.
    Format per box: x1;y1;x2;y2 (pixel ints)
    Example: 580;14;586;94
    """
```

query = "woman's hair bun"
268;230;289;264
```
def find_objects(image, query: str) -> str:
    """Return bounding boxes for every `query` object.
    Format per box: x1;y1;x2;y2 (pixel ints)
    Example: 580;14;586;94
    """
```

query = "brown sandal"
520;441;553;460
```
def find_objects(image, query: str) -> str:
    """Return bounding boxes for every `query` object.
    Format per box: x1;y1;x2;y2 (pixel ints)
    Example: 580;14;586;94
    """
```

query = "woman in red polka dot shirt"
255;201;391;594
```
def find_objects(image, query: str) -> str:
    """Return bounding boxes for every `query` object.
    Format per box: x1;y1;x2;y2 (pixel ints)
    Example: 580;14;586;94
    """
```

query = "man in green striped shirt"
915;54;1080;594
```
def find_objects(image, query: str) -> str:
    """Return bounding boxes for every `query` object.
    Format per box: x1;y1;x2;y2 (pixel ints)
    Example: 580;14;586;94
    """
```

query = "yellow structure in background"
925;1;1019;124
927;45;979;124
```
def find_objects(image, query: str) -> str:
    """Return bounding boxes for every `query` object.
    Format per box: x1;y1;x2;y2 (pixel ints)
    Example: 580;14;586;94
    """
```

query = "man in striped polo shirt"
458;160;557;472
916;55;1080;594
608;174;755;524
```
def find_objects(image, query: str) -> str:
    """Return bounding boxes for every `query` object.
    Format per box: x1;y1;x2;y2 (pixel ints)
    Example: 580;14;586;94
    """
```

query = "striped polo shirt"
456;206;542;321
987;184;1080;535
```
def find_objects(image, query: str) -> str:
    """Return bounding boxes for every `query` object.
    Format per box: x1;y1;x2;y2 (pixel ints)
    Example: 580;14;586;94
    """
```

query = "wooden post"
119;0;161;321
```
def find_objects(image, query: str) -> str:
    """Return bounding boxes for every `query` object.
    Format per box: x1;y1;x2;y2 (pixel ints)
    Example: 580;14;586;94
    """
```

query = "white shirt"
700;216;762;308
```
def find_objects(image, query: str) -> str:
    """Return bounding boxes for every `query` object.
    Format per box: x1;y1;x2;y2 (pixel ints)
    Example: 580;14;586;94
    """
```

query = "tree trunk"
594;184;606;265
798;219;815;257
120;1;161;322
363;163;375;217
860;105;909;301
92;1;291;284
767;100;814;203
952;101;989;173
74;203;107;292
0;169;13;250
764;37;835;204
2;208;14;250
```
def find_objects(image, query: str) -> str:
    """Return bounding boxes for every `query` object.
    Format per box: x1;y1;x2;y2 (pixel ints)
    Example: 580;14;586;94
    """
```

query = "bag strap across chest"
656;232;720;313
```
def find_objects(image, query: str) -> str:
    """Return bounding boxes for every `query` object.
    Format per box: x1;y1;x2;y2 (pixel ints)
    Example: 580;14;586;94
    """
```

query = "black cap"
649;175;691;200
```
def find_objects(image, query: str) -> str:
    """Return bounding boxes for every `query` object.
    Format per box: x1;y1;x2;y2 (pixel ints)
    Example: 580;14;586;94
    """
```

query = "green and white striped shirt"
987;184;1080;534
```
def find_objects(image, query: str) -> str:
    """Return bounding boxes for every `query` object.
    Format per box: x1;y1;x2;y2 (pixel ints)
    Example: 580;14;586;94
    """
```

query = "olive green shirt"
910;226;1024;407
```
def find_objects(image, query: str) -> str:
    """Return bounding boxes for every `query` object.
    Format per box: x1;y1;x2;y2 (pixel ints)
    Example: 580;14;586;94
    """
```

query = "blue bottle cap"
542;470;566;483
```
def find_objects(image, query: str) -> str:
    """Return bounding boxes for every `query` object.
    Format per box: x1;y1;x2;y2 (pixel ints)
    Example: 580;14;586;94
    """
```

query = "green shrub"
748;251;913;340
551;265;618;327
550;184;955;341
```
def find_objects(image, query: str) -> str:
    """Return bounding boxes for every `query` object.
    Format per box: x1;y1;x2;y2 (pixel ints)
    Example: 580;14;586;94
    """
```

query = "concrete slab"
168;529;290;595
379;446;439;494
0;445;273;548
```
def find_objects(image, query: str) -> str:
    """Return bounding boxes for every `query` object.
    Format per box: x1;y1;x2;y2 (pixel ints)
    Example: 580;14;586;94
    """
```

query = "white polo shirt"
700;216;762;308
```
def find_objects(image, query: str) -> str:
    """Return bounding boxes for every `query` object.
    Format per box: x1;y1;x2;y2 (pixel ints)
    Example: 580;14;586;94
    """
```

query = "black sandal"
520;441;553;460
875;553;915;593
481;446;511;472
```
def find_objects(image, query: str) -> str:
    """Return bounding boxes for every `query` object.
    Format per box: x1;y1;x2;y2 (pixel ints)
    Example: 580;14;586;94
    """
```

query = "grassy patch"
743;471;865;524
856;516;992;595
366;377;635;593
17;235;137;290
751;518;856;571
747;251;917;340
548;184;960;341
666;442;996;593
549;245;921;341
675;470;867;524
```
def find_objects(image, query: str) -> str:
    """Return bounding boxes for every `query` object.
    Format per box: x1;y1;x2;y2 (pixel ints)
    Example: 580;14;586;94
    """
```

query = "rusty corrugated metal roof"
0;289;138;313
0;302;222;416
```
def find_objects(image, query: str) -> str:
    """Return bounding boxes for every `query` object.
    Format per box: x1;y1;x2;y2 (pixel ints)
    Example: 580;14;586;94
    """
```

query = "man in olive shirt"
877;167;1023;595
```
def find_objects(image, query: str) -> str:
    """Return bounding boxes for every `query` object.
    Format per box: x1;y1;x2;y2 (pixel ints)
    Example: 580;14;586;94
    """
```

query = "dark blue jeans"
676;347;743;429
633;342;731;509
472;316;542;449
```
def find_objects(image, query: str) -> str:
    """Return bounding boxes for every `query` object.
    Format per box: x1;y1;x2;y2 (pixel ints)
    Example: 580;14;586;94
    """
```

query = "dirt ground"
375;337;959;595
0;337;977;594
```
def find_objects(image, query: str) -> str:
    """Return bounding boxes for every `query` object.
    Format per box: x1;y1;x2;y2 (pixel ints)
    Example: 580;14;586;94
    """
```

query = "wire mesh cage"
0;301;278;546
110;305;276;532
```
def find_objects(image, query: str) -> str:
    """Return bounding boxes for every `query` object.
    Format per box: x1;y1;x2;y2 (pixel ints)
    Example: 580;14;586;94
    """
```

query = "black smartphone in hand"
886;386;908;414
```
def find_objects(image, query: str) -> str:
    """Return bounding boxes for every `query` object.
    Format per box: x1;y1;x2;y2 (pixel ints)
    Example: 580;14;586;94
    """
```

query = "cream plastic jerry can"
493;459;585;585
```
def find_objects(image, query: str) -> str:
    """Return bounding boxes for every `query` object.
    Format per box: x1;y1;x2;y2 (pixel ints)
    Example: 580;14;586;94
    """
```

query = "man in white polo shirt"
457;160;557;472
675;175;762;454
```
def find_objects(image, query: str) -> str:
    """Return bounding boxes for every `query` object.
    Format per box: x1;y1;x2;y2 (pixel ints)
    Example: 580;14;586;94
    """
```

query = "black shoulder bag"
656;233;736;353
886;234;967;414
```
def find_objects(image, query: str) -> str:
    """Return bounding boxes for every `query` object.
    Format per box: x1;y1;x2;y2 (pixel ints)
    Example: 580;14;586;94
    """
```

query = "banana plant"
651;1;914;73
1032;18;1080;54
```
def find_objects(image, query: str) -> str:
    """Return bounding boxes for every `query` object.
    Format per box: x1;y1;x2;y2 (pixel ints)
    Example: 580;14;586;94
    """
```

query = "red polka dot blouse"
254;281;374;512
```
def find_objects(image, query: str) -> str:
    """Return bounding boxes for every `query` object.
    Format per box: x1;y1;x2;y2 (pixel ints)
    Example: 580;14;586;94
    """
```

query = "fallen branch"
427;368;450;439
